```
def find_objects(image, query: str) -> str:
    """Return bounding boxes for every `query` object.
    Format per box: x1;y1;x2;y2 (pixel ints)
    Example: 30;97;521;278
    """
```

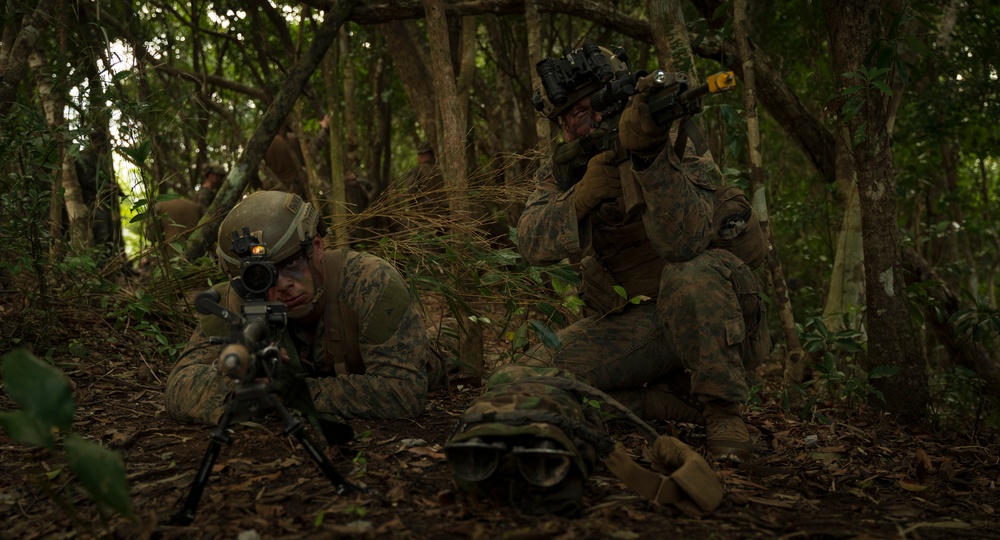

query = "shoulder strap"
602;437;723;515
673;117;710;160
322;249;365;376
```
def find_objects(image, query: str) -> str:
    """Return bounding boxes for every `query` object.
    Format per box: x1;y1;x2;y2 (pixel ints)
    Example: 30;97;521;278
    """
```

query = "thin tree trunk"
734;0;804;384
381;20;438;157
28;44;67;257
342;29;360;175
423;0;483;379
0;0;57;118
822;129;866;330
321;34;345;234
647;0;699;84
524;0;552;157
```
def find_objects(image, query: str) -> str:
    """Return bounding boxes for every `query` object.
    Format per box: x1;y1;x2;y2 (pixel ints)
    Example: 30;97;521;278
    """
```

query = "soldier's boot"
643;382;705;424
703;401;753;463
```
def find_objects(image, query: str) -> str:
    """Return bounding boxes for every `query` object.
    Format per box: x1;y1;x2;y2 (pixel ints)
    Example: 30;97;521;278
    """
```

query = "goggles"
445;437;575;488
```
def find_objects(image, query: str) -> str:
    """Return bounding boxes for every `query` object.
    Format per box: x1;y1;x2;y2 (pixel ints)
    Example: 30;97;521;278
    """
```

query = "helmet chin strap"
285;243;324;320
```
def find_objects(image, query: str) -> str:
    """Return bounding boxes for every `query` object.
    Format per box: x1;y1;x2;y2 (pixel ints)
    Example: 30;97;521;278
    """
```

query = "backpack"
444;364;724;516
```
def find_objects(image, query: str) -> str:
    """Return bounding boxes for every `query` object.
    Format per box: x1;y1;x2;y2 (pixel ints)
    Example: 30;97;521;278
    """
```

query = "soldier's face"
561;97;601;142
268;235;325;316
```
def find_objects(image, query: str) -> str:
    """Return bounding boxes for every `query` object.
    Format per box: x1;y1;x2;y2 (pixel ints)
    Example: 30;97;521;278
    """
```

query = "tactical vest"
320;250;364;376
553;157;665;316
551;148;768;317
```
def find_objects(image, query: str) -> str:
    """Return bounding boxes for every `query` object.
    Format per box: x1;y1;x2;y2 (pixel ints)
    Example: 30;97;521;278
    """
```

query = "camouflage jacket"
164;249;437;426
516;125;721;269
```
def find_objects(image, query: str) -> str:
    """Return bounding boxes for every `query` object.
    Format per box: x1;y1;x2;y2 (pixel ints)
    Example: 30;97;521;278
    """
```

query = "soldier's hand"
573;150;621;215
620;93;669;157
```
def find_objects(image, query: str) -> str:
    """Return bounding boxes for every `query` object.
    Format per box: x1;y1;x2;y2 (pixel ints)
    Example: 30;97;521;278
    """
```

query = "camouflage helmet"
532;43;630;122
216;191;327;277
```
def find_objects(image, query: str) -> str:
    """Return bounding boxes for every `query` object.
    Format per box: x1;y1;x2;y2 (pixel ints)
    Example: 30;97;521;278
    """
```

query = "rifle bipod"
167;380;359;526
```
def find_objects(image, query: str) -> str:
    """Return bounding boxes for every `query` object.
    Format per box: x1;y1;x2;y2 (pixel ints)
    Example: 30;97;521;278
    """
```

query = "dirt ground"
2;285;1000;539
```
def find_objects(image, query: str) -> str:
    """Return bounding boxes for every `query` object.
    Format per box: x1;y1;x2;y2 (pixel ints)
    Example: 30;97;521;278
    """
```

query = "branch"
901;246;1000;397
299;0;652;41
153;64;270;101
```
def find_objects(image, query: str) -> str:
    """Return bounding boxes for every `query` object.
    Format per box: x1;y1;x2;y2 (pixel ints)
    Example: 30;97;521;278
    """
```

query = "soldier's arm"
307;253;435;420
164;325;234;426
632;126;718;262
516;163;590;266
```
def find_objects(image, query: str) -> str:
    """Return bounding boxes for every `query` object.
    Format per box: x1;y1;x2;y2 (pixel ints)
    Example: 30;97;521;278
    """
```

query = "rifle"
553;69;738;170
168;228;358;526
553;70;736;214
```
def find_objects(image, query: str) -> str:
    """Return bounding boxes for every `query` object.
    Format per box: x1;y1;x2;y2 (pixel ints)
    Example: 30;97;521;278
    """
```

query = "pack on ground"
444;364;725;516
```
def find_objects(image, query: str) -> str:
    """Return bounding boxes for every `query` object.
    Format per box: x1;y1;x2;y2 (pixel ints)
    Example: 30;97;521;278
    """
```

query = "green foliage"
0;349;133;521
783;316;898;422
951;298;1000;344
377;223;582;368
110;288;190;362
928;365;999;434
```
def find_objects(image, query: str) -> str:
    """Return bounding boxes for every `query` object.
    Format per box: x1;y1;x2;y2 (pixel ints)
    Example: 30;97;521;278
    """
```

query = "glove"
573;150;621;215
619;93;670;157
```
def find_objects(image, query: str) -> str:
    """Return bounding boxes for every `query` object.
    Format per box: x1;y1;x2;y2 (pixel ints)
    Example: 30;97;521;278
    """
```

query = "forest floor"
2;278;1000;540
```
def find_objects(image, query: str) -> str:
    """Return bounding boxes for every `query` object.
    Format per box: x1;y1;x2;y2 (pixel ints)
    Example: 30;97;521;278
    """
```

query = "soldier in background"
197;162;227;212
406;142;446;216
165;191;443;426
152;197;202;246
264;131;310;200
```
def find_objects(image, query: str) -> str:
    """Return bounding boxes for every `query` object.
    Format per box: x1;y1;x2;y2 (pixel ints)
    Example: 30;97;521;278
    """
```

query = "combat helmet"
216;191;327;277
532;42;630;122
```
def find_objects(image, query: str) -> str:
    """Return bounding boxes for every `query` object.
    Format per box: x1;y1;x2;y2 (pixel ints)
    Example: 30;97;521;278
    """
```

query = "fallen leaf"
914;448;933;481
406;446;446;459
254;504;284;518
898;478;928;492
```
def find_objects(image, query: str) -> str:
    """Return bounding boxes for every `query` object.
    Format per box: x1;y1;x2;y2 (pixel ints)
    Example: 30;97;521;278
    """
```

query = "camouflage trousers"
520;249;765;416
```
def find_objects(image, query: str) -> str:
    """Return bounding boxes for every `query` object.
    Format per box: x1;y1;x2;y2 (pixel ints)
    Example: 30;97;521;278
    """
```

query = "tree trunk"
734;0;805;384
381;20;439;157
28;45;67;257
184;0;358;261
826;0;928;421
525;0;552;157
423;0;483;378
822;129;866;331
647;0;699;84
341;29;361;175
0;0;56;118
321;44;345;241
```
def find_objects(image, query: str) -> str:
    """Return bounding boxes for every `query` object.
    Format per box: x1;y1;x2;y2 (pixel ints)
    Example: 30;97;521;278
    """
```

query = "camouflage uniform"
264;133;309;198
516;125;764;419
164;249;439;425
